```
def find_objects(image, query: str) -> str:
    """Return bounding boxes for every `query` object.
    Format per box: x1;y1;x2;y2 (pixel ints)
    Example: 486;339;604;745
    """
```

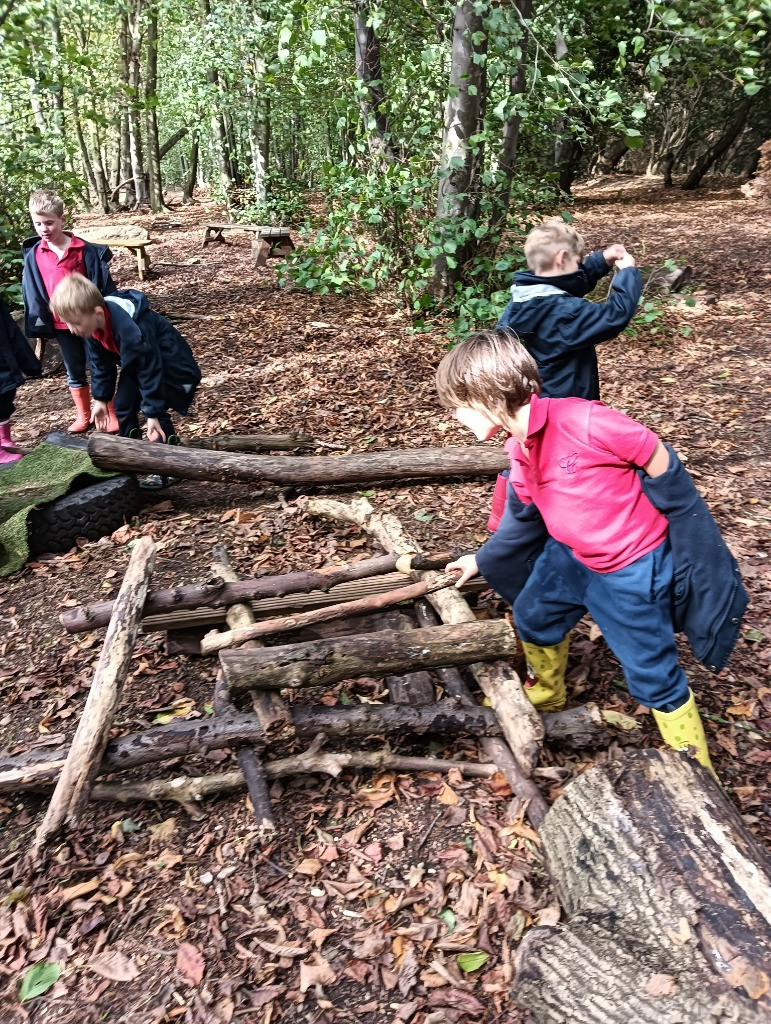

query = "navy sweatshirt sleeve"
107;302;168;417
550;267;643;351
476;488;547;604
580;250;613;290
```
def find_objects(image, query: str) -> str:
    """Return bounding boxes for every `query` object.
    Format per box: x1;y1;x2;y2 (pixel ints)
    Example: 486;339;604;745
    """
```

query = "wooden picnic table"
78;237;154;281
202;223;294;267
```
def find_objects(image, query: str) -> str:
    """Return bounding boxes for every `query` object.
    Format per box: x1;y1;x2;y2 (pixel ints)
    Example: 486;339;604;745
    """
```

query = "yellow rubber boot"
520;634;570;712
652;690;717;780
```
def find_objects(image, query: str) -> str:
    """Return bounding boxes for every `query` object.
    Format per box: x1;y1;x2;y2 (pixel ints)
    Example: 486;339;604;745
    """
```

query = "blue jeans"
514;537;689;710
55;329;92;389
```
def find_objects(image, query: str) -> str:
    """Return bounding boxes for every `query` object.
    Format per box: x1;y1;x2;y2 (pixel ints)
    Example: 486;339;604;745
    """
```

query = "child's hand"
615;252;636;270
603;243;626;264
92;400;110;432
446;553;479;589
146;417;167;443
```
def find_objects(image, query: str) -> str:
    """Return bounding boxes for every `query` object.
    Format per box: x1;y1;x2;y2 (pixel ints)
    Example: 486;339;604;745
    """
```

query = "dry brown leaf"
299;953;336;993
724;959;770;999
296;858;322;876
176;942;206;986
437;782;459;805
253;938;309;958
355;772;396;809
57;877;101;904
89;949;140;982
535;905;561;927
308;927;338;948
645;974;678;997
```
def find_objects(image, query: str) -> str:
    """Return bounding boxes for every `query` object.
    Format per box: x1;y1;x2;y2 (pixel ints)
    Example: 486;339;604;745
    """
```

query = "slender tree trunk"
430;0;487;298
593;137;628;175
353;0;394;162
71;92;100;206
681;95;754;191
89;122;111;213
144;1;164;211
183;135;199;202
200;0;237;199
127;0;149;208
118;14;135;207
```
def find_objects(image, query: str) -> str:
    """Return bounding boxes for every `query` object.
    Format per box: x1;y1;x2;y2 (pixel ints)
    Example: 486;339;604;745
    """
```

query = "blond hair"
524;218;584;273
29;188;65;218
49;273;103;320
436;329;541;419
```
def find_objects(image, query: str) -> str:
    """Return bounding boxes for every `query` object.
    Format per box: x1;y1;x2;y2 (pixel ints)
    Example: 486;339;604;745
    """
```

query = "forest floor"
0;176;769;1024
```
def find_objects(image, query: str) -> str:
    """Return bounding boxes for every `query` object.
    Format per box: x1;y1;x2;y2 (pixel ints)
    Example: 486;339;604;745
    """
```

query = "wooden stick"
200;571;459;653
210;544;278;840
60;550;455;633
219;620;519;692
29;537;157;860
86;434;508;487
305;496;544;777
184;433;315;452
89;742;499;805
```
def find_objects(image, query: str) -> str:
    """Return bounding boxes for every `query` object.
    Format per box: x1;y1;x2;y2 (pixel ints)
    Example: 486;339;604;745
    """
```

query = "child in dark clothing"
22;189;117;434
496;218;643;401
436;330;745;779
0;298;42;466
49;273;201;487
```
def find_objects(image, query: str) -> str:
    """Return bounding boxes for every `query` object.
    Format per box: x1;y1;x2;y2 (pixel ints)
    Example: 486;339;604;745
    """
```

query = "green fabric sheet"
0;442;116;577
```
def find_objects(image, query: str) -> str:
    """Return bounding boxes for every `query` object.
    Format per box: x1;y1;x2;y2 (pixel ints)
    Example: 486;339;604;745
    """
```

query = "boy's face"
454;406;501;442
63;307;103;338
30;209;67;246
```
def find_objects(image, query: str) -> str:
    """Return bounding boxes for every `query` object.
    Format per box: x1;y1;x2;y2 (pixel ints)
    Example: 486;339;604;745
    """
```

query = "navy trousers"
513;537;689;711
114;366;176;439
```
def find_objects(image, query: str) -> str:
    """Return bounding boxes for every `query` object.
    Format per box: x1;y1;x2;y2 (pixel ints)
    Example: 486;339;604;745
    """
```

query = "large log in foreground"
219;620;519;691
514;749;771;1023
60;551;453;633
87;434;508;487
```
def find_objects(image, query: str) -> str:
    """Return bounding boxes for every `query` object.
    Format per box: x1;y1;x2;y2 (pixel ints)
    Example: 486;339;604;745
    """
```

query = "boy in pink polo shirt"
22;189;118;434
436;329;719;775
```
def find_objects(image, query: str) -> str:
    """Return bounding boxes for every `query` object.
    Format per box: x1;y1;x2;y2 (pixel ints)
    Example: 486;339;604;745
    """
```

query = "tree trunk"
514;749;771;1023
86;434;507;487
144;1;164;212
29;538;157;859
353;0;394;161
118;14;135;207
60;550;452;633
183;135;199;202
430;0;487;298
219;620;519;691
682;95;753;191
593;137;628;175
127;0;149;208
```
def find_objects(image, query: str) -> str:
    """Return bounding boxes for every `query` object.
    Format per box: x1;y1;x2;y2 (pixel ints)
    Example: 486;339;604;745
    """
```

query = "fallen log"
60;550;454;634
86;434;508;487
200;571;458;654
29;537;157;860
184;433;315;452
305;496;544;777
210;544;277;839
514;749;771;1023
89;740;499;806
0;703;637;796
219;620;519;692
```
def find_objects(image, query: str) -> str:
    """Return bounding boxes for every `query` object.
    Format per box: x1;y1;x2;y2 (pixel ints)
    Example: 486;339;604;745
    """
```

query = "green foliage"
18;961;61;1002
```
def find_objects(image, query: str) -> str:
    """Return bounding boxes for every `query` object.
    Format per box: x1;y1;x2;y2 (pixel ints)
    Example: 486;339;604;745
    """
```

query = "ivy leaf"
311;29;327;48
18;961;61;1002
457;951;489;973
439;908;456;933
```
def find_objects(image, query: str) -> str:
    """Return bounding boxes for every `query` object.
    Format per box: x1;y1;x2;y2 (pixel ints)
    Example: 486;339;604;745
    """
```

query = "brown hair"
436;329;541;419
49;273;103;320
524;218;584;273
29;188;65;218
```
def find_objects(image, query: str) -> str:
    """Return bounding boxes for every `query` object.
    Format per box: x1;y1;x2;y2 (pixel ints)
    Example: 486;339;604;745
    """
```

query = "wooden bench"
76;226;155;281
202;223;294;268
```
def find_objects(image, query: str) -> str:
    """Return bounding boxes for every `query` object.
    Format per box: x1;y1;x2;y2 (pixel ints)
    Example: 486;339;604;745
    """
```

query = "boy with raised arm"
437;329;747;777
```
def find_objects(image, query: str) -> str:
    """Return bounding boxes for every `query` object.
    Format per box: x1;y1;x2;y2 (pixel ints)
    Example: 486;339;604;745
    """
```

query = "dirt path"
0;179;768;1023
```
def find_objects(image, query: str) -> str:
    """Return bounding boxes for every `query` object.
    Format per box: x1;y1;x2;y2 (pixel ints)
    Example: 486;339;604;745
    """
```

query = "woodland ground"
0;176;769;1024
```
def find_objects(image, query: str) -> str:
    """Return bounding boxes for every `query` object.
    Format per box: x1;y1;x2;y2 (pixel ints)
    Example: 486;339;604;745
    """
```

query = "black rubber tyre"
28;474;144;555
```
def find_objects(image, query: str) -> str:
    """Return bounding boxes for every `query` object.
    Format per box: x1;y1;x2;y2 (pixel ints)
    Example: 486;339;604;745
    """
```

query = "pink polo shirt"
506;394;668;572
35;234;86;330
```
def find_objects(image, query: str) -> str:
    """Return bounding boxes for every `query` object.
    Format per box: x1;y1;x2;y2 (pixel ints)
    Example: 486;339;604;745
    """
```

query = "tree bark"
86;434;507;487
29;538;157;860
219;620;519;691
514;749;771;1023
60;550;453;633
682;95;754;191
127;0;149;208
200;572;458;654
306;496;544;776
353;0;394;161
144;0;164;212
430;0;487;297
183;134;199;203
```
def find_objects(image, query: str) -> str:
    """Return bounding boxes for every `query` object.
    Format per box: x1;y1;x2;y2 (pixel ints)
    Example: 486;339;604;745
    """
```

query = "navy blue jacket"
21;235;116;337
0;298;42;396
496;250;643;400
87;290;201;418
476;446;747;674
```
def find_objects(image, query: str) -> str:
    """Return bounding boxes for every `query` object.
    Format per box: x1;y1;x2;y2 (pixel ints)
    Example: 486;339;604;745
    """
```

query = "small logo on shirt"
559;453;579;475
